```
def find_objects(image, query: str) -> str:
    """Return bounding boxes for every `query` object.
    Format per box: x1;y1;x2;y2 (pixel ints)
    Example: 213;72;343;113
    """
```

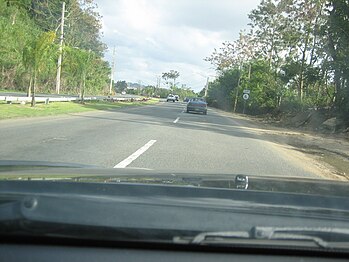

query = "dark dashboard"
1;176;349;261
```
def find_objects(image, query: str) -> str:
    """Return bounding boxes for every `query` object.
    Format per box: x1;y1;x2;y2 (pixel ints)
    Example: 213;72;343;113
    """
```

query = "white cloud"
96;0;261;91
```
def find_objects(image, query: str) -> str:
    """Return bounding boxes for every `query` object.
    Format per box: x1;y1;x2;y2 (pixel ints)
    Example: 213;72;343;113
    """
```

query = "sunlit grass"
0;99;159;120
0;89;25;93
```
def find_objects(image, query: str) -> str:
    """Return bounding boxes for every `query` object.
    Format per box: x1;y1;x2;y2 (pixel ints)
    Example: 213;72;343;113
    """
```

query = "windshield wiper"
2;191;349;250
0;194;193;242
178;227;349;249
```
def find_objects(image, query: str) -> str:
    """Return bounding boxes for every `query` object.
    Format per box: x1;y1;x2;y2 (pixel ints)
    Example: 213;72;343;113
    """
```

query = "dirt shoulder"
212;108;349;181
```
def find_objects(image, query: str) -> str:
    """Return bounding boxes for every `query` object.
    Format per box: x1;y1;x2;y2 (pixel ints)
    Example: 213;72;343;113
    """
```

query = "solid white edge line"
114;140;157;168
173;117;180;124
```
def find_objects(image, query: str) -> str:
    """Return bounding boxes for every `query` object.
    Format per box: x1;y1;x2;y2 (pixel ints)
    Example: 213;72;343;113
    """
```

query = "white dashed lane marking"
114;140;157;168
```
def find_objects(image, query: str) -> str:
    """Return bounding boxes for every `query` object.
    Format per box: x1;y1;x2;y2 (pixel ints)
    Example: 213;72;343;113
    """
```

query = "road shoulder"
210;107;349;181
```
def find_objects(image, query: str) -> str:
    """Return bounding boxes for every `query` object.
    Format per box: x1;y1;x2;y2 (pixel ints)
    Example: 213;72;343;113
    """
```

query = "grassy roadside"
0;89;25;93
0;99;159;120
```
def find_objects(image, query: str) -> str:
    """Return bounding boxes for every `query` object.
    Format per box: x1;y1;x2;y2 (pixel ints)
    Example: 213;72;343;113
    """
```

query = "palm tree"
23;31;56;106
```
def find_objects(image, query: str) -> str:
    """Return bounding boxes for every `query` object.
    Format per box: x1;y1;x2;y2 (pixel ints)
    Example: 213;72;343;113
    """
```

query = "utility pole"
109;46;116;95
233;64;242;113
155;76;160;95
157;76;161;88
55;1;65;94
204;77;209;97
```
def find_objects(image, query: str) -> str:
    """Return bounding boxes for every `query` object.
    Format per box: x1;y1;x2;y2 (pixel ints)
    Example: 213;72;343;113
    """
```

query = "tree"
248;0;286;69
205;32;258;111
205;0;333;114
204;41;236;71
142;85;155;96
28;0;106;55
154;88;171;98
279;0;326;101
206;69;240;111
115;80;127;93
162;70;180;88
23;31;56;106
170;85;196;99
64;47;97;102
0;0;40;90
324;0;349;121
0;0;110;96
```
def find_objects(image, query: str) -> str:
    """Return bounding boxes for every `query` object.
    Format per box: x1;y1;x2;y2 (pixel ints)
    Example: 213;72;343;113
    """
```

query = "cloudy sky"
96;0;260;92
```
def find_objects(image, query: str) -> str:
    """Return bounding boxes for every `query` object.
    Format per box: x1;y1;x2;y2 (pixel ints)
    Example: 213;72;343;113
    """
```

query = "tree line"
205;0;349;124
115;70;197;99
0;0;110;104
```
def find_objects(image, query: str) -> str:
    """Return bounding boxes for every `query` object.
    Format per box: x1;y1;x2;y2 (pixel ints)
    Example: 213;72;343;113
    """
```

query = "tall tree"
325;0;349;120
28;0;106;55
162;70;180;88
23;31;56;106
64;47;101;101
248;0;286;69
280;0;326;101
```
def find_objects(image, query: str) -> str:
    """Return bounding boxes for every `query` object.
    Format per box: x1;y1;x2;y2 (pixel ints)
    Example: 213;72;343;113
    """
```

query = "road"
0;102;320;177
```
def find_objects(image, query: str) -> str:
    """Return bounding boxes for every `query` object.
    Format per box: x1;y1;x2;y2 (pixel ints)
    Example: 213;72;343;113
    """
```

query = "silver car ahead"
186;98;207;115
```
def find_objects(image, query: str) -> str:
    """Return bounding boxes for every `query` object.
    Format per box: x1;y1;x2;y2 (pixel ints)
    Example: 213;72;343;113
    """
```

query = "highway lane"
0;102;319;177
127;102;318;177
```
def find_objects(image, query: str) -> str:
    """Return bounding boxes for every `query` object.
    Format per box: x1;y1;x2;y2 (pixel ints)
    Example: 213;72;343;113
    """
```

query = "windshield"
190;98;204;101
1;0;349;252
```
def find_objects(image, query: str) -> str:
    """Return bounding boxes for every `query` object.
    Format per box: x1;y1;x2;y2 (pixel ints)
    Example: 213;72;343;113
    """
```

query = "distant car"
186;97;207;115
174;95;179;101
121;91;126;95
166;94;176;102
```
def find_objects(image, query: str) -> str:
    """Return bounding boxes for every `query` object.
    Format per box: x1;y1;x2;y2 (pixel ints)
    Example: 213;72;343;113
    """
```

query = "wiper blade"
187;227;349;249
252;227;347;248
0;194;193;242
191;231;250;243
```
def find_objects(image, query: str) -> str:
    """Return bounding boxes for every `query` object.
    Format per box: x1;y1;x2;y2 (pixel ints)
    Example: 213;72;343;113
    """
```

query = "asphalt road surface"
0;102;319;177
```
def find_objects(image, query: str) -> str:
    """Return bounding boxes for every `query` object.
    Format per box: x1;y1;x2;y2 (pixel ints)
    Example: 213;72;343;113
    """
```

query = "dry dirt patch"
214;109;349;181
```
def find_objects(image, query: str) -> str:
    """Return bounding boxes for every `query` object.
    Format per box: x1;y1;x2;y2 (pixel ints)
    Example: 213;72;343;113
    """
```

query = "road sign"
243;93;249;100
243;89;250;94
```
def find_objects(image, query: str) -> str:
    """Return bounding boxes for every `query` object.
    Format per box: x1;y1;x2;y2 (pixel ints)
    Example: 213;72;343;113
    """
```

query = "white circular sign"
243;93;249;100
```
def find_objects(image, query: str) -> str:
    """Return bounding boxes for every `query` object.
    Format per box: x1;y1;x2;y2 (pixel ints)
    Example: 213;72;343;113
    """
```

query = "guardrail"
0;96;95;104
0;96;148;104
104;97;149;103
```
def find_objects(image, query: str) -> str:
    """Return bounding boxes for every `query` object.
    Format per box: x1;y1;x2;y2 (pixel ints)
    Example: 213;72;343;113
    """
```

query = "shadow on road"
70;103;285;147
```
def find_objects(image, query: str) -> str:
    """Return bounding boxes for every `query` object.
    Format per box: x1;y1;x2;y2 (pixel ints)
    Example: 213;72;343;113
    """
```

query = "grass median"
0;98;159;120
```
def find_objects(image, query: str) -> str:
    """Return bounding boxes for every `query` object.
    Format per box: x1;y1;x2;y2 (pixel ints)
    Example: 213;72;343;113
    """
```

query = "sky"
96;0;261;92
